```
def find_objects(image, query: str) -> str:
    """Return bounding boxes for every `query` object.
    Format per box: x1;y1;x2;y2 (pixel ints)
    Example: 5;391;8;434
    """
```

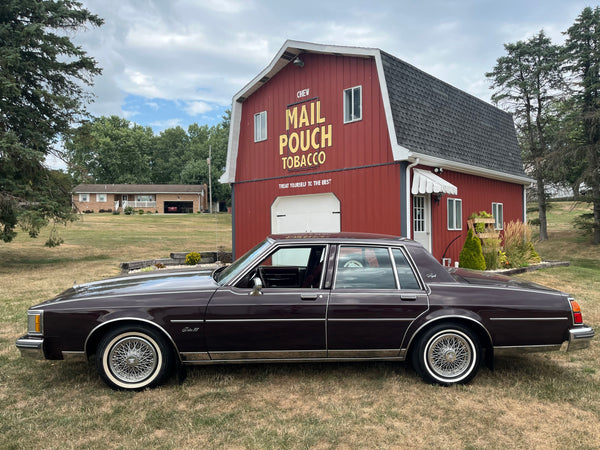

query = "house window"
447;198;462;230
492;202;504;230
413;196;425;232
344;85;362;123
97;193;107;202
254;111;267;142
79;194;89;202
136;195;155;202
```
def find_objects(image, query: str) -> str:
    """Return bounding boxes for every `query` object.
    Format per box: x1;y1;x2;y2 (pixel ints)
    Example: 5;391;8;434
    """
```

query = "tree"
65;116;153;184
0;0;102;243
486;31;564;241
563;6;600;244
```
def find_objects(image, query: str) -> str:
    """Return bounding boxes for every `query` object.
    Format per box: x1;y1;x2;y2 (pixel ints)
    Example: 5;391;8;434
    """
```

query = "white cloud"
185;101;213;116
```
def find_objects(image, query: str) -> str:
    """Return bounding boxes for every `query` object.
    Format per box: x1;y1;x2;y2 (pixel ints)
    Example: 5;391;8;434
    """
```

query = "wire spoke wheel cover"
414;324;480;385
108;336;158;383
97;327;172;390
427;332;472;379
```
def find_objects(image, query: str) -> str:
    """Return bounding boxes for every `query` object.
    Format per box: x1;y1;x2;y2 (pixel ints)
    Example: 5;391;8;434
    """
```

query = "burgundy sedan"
17;233;594;390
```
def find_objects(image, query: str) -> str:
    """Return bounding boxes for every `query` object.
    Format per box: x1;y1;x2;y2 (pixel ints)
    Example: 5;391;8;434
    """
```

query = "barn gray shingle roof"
380;51;525;178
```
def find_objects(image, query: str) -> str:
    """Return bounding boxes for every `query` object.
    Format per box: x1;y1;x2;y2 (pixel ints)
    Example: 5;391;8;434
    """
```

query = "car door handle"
301;293;320;301
401;295;417;301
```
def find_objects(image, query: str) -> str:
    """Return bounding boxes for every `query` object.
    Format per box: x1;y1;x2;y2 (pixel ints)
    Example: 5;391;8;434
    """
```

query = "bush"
112;210;120;215
185;252;201;265
503;220;541;268
573;213;594;237
459;229;486;270
124;206;134;215
138;209;144;215
481;237;502;270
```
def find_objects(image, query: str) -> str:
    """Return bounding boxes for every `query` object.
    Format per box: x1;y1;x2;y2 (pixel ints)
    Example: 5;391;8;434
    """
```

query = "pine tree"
459;229;486;271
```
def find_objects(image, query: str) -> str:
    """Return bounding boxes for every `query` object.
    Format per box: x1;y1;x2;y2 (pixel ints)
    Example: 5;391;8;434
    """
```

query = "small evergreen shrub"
138;209;144;215
459;229;486;270
185;252;202;265
124;206;134;215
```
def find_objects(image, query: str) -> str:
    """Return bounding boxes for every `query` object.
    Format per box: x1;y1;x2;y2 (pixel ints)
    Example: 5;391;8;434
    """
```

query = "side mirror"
250;277;263;296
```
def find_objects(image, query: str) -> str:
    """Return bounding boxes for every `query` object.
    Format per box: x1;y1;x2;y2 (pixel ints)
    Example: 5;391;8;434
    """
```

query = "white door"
271;193;341;234
413;195;431;252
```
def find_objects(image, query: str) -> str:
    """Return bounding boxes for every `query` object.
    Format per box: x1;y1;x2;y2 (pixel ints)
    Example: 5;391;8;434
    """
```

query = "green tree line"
487;6;600;244
64;113;232;206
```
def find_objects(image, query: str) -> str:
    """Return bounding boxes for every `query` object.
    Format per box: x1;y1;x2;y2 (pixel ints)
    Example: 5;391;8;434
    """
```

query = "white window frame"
492;202;504;230
254;111;267;142
96;193;107;202
79;193;89;202
447;198;462;230
343;85;362;123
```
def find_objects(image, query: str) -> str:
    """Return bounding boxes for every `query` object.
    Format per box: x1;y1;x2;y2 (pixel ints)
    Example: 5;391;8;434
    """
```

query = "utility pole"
208;145;212;213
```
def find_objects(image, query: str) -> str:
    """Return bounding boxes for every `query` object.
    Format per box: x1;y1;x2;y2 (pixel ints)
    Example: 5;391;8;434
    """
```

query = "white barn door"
271;193;341;234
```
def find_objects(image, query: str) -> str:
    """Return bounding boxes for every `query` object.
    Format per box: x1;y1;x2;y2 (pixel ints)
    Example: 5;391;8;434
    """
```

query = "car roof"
268;232;417;246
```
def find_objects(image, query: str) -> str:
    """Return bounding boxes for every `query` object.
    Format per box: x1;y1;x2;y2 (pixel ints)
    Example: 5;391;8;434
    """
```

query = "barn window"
447;198;462;230
254;111;267;142
343;85;362;123
492;202;504;230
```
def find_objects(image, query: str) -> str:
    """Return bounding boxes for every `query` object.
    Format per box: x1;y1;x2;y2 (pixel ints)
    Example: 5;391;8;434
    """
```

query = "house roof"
73;184;206;194
221;40;532;185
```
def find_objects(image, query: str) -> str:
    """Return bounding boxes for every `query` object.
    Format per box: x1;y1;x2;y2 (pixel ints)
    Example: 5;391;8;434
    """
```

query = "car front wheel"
412;323;480;386
96;325;173;390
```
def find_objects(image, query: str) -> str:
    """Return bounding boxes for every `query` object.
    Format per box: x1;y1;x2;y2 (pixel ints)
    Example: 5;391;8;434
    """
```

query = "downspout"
405;158;420;239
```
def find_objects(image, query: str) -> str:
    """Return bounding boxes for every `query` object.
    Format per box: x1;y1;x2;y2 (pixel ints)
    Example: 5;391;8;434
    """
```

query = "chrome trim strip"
206;318;324;323
208;350;328;360
327;349;400;358
170;319;204;323
180;352;211;361
328;318;415;322
489;317;568;321
494;344;563;355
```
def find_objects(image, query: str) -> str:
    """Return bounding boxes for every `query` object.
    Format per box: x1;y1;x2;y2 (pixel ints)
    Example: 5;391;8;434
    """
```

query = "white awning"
411;169;458;195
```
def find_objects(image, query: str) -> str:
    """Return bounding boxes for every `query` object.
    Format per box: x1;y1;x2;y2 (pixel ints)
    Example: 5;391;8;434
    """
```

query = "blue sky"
73;0;594;134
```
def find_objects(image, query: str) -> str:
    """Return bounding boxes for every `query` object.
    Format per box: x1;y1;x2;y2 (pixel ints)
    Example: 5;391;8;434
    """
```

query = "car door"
205;244;329;360
327;245;429;358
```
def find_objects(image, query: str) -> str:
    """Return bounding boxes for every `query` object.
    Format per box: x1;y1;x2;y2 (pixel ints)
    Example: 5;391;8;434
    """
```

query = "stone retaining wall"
121;251;233;272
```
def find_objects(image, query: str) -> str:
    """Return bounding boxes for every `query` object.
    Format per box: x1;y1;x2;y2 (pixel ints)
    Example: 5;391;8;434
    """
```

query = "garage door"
271;193;341;234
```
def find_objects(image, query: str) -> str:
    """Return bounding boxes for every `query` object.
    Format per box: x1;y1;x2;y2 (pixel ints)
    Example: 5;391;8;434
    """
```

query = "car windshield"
214;239;272;286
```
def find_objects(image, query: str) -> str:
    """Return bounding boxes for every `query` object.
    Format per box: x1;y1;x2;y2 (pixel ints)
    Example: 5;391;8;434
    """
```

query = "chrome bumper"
15;336;45;359
567;325;595;351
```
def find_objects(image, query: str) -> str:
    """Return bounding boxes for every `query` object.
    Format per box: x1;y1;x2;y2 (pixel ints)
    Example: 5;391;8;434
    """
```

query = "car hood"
448;268;560;293
34;269;219;307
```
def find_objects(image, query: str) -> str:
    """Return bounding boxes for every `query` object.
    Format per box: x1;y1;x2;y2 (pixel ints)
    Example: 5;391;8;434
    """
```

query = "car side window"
392;248;421;290
235;245;326;289
335;246;396;289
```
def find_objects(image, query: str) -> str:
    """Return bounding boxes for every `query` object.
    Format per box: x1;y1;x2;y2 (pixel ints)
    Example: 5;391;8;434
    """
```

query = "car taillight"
569;298;583;324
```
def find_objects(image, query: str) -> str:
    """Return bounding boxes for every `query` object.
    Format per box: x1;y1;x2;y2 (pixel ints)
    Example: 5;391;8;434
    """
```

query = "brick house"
72;184;208;214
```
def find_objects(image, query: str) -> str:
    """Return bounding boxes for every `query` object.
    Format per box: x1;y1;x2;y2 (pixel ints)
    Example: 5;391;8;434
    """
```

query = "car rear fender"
84;317;182;363
404;311;493;364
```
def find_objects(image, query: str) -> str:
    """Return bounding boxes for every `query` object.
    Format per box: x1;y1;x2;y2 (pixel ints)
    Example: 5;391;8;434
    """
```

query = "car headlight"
27;311;44;336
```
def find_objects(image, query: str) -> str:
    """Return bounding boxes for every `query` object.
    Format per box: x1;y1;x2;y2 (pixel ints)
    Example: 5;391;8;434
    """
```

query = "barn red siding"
234;53;397;256
424;169;524;265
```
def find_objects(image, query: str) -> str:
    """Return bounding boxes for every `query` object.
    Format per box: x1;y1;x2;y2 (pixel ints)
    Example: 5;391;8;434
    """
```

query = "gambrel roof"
221;40;531;185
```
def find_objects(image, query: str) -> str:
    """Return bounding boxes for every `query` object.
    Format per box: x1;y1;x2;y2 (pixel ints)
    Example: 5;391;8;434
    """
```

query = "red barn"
221;41;531;264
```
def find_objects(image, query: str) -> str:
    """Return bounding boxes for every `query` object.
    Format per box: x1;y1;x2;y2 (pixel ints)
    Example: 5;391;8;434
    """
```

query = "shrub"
573;213;594;237
185;252;201;265
482;237;502;270
112;210;120;215
503;220;540;268
138;209;144;215
124;206;134;215
459;229;486;270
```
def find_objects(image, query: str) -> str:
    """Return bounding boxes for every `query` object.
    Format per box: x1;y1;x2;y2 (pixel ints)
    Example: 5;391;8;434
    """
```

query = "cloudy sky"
73;0;592;133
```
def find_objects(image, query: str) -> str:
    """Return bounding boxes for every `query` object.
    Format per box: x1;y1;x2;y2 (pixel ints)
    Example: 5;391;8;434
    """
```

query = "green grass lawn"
0;207;598;449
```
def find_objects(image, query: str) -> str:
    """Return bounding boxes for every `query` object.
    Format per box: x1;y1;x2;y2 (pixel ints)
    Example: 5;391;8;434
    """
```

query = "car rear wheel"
411;323;480;386
96;325;173;390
